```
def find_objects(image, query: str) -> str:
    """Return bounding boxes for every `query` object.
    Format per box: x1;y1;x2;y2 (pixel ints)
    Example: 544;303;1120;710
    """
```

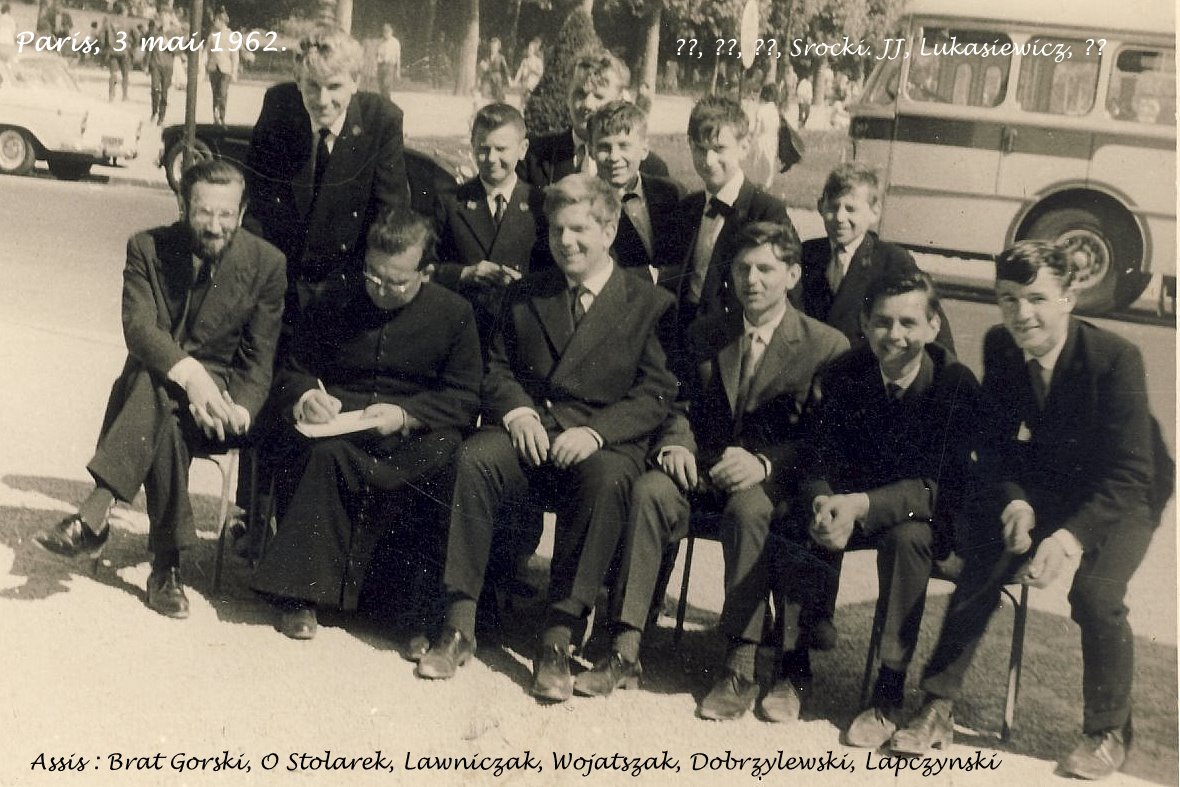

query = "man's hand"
809;493;869;551
297;389;342;424
1014;537;1068;588
363;403;406;436
461;261;522;287
508;414;550;467
708;446;766;493
551;427;599;469
658;446;699;492
1000;502;1036;555
184;367;235;441
220;390;250;436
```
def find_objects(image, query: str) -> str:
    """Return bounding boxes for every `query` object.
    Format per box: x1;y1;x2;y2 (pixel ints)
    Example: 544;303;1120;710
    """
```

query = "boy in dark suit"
660;95;792;329
892;241;1168;780
432;102;551;351
415;174;678;703
520;52;668;188
574;222;848;722
771;266;980;741
795;163;955;353
587;100;682;276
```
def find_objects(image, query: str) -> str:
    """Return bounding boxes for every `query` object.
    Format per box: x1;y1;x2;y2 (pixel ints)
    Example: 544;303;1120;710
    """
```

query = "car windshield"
5;57;79;91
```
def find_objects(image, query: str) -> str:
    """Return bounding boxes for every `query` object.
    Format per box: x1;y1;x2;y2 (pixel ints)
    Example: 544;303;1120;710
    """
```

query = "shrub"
522;9;601;135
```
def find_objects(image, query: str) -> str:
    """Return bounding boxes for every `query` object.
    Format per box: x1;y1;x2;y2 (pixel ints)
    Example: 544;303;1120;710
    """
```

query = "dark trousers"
616;470;774;642
251;428;461;611
208;70;231;124
797;101;811;128
919;494;1154;734
149;60;174;120
86;367;230;554
442;428;640;622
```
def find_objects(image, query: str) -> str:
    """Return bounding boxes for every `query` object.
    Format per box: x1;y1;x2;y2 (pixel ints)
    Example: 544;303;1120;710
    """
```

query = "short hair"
296;26;365;81
586;100;648;142
820;162;881;206
1;4;11;14
366;208;436;268
543;173;620;226
179;158;246;206
569;52;630;96
995;239;1075;289
758;83;777;103
470;102;526;141
732;221;802;266
688;94;749;143
861;263;941;318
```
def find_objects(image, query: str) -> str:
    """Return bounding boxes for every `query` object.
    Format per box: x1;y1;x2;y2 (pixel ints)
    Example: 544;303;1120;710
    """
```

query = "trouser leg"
717;485;774;643
615;470;690;632
874;520;934;672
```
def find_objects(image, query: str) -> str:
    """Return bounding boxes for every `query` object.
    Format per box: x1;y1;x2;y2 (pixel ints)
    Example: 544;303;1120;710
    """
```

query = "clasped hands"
461;260;522;287
185;368;249;442
507;415;598;469
809;493;870;551
1002;503;1070;589
658;445;766;494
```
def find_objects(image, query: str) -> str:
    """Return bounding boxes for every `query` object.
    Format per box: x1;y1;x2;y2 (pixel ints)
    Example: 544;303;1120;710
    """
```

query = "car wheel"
1023;205;1145;314
0;127;36;176
164;137;214;192
47;155;93;181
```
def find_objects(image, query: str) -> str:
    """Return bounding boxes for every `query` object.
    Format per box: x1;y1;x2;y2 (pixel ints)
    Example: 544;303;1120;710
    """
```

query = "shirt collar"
313;111;348;141
881;356;923;393
742;301;787;345
619;173;645;201
1023;329;1069;374
566;260;614;296
707;172;745;211
481;174;517;202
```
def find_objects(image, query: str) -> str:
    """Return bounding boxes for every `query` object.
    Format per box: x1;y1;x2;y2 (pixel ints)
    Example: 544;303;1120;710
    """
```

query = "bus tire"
1024;205;1143;314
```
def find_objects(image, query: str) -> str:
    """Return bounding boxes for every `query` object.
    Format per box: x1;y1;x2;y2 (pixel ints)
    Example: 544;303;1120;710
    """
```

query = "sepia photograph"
0;0;1174;784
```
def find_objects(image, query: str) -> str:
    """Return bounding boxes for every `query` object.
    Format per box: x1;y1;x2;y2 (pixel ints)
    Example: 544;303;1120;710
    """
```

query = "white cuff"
503;407;540;430
166;356;203;387
1050;528;1083;560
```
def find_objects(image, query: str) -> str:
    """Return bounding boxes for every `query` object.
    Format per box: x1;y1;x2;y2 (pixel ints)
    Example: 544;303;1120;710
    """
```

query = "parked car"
0;46;143;180
159;123;465;215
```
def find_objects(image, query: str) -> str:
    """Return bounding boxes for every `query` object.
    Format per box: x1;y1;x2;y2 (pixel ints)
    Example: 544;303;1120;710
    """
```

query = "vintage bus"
849;0;1175;312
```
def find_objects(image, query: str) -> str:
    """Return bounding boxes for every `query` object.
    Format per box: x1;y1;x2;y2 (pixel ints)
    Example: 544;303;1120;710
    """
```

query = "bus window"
1107;47;1176;125
907;28;1011;107
1017;38;1099;116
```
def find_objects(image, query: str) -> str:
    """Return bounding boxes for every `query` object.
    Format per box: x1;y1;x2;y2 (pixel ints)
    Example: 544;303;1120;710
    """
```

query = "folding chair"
192;448;239;594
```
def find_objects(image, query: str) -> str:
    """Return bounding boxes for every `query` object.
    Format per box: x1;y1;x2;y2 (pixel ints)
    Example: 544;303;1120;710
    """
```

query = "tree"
523;8;602;134
603;0;663;93
455;0;480;95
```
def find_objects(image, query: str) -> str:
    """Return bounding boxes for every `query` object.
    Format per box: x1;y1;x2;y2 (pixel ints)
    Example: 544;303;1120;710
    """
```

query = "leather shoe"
35;514;109;560
574;652;642;697
891;698;953;755
530;643;573;702
415;627;475;680
146;567;190;619
279;606;317;640
1059;723;1130;780
698;669;760;721
759;676;807;723
405;633;431;662
846;705;901;748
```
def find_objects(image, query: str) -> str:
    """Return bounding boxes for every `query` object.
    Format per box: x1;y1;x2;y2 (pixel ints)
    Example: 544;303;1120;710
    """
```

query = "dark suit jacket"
976;319;1160;550
121;223;287;420
519;128;669;188
244;82;410;284
794;232;956;353
278;278;481;434
484;264;677;464
431;177;552;324
659;306;848;495
659;179;791;322
612;173;682;271
801;342;981;554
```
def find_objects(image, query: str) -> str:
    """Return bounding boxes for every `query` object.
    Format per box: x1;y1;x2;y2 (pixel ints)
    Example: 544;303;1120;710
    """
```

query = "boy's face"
568;75;624;140
472;123;528;188
690;126;749;194
591;128;649;189
548;202;617;281
298;68;359;130
861;290;939;379
818;184;880;249
731;243;799;317
996;267;1074;357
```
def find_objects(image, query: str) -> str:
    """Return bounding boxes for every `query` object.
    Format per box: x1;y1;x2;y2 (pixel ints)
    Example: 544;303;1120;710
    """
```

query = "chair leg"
1002;584;1029;741
211;450;238;595
673;537;695;648
859;598;886;708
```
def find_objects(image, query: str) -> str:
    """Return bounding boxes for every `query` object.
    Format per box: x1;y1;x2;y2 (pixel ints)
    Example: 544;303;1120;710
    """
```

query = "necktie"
570;286;592;325
734;331;762;419
827;245;847;293
492;193;507;225
312;127;331;197
886;381;904;402
1028;358;1047;409
182;258;216;338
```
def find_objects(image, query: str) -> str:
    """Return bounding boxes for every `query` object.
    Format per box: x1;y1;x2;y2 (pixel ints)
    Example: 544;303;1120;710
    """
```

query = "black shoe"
698;669;760;720
891;698;953;755
34;514;109;560
415;627;475;680
1060;722;1131;780
759;675;807;723
278;606;317;640
405;633;430;662
573;652;642;697
530;643;573;702
146;567;190;619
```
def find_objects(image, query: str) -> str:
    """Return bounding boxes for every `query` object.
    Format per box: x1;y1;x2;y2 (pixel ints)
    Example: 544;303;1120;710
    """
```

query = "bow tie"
705;196;734;219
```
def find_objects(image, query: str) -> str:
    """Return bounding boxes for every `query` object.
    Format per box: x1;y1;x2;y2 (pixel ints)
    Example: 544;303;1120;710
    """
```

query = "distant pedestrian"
478;37;510;102
101;3;133;103
148;0;183;125
376;23;401;98
513;37;544;96
747;83;781;189
796;76;813;128
206;8;239;126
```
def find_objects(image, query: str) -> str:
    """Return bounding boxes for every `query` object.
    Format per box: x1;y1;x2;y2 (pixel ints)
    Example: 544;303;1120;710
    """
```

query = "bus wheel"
1025;206;1144;314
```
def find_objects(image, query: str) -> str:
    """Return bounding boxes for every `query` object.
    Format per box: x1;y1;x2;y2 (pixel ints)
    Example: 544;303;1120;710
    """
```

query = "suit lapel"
673;192;707;295
157;225;196;335
552;266;627;380
530;273;574;356
701;180;755;302
743;308;803;413
183;234;250;347
718;335;742;412
1043;319;1082;413
832;234;875;309
455;181;497;258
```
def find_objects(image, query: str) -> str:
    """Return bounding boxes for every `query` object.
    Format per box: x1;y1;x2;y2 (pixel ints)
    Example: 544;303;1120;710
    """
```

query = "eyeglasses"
362;269;418;294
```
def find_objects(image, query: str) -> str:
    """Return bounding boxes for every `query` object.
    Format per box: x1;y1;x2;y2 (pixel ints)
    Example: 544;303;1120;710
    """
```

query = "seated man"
587;100;682;275
892;241;1169;781
415;174;678;703
250;209;482;640
772;266;980;742
35;160;286;619
574;222;849;722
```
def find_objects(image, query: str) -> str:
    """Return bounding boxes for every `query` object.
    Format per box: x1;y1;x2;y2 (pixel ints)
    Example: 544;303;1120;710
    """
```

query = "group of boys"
32;28;1167;783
